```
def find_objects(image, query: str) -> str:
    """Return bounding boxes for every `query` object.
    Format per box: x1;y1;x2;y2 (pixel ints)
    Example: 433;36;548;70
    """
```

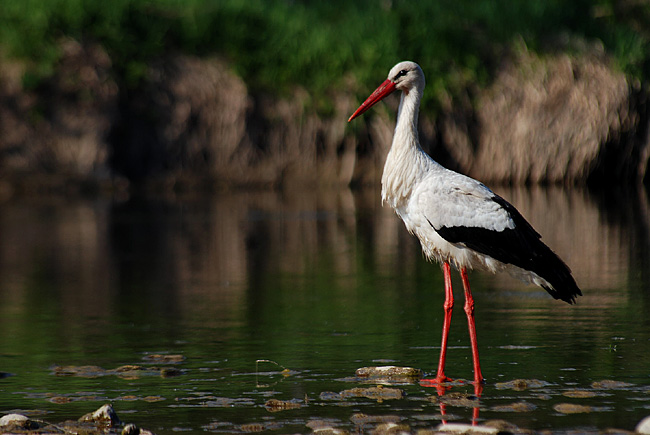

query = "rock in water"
355;366;423;382
636;416;650;434
0;413;38;429
79;403;121;426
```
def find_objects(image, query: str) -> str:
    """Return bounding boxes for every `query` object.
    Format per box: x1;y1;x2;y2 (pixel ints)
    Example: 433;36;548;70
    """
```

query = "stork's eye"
394;69;408;80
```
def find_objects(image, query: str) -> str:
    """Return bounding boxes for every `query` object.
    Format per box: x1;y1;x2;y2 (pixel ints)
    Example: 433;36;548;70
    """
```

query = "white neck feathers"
381;84;437;208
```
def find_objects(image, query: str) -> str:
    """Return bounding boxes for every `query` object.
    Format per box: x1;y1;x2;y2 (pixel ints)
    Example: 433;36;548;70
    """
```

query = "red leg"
460;268;485;385
435;262;455;382
422;261;454;385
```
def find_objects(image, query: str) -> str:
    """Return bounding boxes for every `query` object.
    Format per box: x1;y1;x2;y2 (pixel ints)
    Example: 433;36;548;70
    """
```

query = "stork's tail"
493;195;582;304
533;250;582;304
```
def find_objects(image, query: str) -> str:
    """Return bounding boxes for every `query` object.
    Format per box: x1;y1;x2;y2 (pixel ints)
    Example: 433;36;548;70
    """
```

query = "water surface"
1;186;649;433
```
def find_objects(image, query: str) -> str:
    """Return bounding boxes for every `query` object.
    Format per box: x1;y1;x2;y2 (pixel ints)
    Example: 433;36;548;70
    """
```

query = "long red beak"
348;79;397;122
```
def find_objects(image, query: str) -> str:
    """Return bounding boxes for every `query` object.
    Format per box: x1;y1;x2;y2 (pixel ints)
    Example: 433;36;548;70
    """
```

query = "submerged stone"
240;422;282;432
355;366;423;382
494;379;548;391
371;422;410;434
49;396;74;403
320;391;343;401
591;379;635;389
349;413;401;426
562;390;598;398
52;364;182;380
490;401;537;413
437;392;480;408
201;396;255;407
53;365;106;377
160;367;183;377
306;419;349;434
340;386;404;401
115;365;144;372
142;396;166;402
553;403;593;414
264;398;303;412
311;427;349;435
142;354;186;364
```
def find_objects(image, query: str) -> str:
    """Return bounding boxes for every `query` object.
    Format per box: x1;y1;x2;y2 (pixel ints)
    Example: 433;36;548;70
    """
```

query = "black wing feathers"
435;195;582;304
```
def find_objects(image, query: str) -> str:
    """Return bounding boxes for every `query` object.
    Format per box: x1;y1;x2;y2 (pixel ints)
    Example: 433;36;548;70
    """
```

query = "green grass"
0;0;648;113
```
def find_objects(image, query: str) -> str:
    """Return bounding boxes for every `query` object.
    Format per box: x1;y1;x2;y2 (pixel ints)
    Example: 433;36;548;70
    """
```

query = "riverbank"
1;43;647;195
0;1;648;193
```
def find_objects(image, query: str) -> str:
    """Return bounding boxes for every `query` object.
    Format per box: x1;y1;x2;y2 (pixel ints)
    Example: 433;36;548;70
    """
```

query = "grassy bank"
1;0;649;113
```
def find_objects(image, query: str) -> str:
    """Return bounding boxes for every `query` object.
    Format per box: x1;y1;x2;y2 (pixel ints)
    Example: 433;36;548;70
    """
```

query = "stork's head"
348;61;424;122
388;61;425;93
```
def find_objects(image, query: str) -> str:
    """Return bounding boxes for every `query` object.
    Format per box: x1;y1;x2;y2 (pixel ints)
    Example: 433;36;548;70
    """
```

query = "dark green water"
1;186;649;434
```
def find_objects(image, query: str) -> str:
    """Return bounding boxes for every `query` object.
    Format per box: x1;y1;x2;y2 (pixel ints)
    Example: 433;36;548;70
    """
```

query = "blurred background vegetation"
1;0;648;113
0;0;649;190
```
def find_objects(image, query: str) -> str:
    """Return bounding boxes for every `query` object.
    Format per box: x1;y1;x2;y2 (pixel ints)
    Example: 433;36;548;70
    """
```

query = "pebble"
307;419;348;433
239;422;266;432
636;416;650;434
370;421;410;434
2;404;156;435
432;422;499;434
79;403;121;426
312;426;349;435
0;413;37;429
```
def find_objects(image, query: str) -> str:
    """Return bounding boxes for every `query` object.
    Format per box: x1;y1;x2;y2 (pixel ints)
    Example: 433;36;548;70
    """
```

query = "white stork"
348;61;581;385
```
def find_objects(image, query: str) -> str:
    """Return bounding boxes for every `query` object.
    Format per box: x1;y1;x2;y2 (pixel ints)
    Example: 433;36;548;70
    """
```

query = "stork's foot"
419;375;453;387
